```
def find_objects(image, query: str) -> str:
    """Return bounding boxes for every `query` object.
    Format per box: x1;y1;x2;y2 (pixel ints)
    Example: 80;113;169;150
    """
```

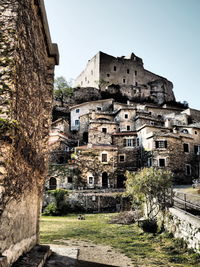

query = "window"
102;128;107;133
124;114;128;119
123;78;126;83
135;70;137;76
194;145;200;155
155;140;167;149
127;69;130;74
127;125;130;131
68;177;73;183
101;153;108;162
137;138;140;146
97;107;102;111
81;81;83;85
89;177;93;184
75;120;79;126
159;158;165;167
135;81;138;86
183;143;189;153
185;164;191;175
119;154;125;162
85;77;87;81
124;138;136;147
76;109;80;113
107;73;110;77
195;131;198;135
91;70;93;75
114;66;117;71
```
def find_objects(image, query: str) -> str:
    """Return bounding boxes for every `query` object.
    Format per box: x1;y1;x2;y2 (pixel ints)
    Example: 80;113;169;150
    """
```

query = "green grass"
40;213;200;267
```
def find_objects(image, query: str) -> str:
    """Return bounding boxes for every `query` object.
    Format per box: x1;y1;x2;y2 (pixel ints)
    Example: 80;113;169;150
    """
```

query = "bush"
46;189;69;216
140;219;158;233
43;203;57;216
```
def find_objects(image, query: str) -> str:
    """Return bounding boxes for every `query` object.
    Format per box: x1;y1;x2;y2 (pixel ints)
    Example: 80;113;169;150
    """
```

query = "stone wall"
0;0;58;264
159;208;200;253
44;190;131;213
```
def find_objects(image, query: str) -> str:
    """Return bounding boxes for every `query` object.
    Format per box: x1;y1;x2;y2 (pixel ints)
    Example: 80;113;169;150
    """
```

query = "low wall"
44;190;131;213
159;207;200;252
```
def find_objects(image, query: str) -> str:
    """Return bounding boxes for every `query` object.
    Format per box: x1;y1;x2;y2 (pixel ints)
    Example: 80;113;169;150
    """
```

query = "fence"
173;191;200;215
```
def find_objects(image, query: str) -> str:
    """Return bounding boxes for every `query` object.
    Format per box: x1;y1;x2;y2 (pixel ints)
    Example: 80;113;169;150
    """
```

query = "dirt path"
45;240;134;267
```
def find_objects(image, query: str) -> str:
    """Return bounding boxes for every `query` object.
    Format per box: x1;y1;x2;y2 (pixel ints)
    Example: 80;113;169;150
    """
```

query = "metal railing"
172;191;200;214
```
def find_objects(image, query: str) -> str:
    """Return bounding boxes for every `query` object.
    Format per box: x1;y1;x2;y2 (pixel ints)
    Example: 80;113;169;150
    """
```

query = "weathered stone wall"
158;208;200;253
0;0;58;264
44;190;131;213
74;53;100;88
76;145;118;188
89;121;118;145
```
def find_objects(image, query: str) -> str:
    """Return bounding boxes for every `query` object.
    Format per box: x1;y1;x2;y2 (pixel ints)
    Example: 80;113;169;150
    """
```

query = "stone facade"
49;100;200;189
0;0;58;264
75;145;118;188
74;51;175;104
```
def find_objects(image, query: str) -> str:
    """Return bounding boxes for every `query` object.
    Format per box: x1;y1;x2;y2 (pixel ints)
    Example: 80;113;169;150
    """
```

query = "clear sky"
44;0;200;109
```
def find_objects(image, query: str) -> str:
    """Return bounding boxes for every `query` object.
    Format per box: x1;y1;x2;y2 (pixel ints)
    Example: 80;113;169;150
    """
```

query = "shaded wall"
0;0;58;264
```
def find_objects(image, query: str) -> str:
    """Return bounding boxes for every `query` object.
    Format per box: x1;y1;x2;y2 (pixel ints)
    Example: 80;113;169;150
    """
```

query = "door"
102;172;108;188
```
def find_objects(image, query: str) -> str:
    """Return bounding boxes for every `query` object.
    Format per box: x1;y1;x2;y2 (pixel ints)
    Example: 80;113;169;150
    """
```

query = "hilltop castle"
74;51;175;105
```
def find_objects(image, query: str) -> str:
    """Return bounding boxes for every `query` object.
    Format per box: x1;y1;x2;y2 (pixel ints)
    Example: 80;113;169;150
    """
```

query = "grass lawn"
40;213;200;267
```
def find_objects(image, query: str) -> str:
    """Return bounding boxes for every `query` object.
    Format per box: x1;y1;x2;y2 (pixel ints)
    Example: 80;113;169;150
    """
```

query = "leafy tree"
54;76;73;106
125;168;172;219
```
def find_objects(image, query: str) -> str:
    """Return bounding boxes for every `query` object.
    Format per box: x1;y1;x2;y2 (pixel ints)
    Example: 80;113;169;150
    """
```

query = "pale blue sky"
44;0;200;109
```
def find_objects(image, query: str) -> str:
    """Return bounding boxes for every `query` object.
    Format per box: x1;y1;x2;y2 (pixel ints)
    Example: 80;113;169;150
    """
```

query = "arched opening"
102;172;108;188
117;174;126;188
49;177;57;190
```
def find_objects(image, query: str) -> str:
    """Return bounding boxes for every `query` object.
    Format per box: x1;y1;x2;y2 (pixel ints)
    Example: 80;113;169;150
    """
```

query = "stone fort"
74;51;175;105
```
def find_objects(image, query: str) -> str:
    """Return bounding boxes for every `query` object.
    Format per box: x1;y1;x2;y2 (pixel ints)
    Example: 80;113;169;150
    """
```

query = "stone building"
70;98;113;131
49;100;200;189
0;0;58;265
74;51;175;104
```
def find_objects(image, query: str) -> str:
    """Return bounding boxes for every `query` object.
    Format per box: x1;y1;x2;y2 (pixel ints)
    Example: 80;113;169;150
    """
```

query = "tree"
125;168;172;219
54;76;73;106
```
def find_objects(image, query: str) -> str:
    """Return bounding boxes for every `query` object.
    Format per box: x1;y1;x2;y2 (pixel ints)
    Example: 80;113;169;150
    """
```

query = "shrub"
43;203;57;216
47;189;69;216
